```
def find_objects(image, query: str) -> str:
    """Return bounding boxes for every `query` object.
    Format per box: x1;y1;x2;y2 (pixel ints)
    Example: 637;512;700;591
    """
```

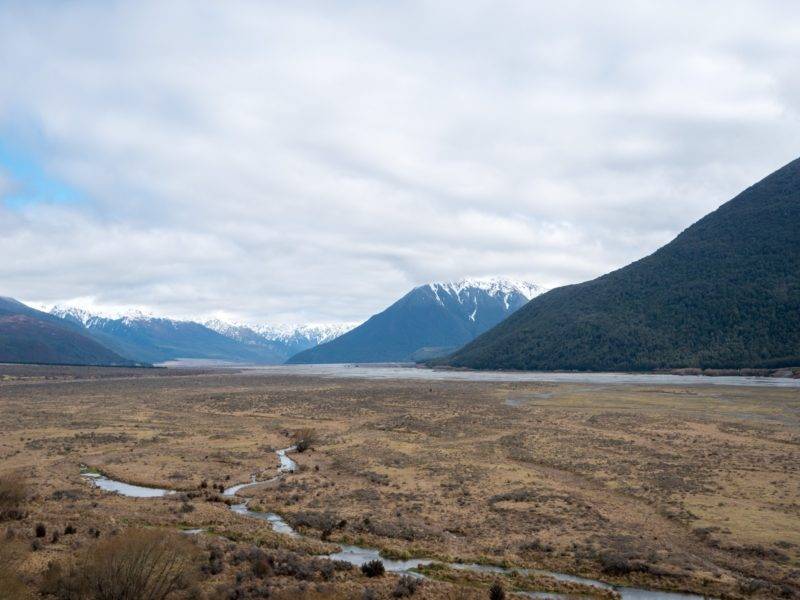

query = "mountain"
444;157;800;371
205;320;354;362
287;277;544;364
0;297;136;366
50;307;287;365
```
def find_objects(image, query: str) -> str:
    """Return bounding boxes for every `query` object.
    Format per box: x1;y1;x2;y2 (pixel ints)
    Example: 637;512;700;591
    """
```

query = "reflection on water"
328;543;433;573
81;472;173;498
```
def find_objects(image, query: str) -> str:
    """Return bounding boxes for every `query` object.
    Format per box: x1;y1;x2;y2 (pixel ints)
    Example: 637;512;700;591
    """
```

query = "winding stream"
82;449;711;600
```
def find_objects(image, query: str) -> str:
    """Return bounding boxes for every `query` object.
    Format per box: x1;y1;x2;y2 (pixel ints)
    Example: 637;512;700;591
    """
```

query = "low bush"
599;551;648;575
392;574;421;597
293;428;318;453
35;523;47;538
45;528;199;600
361;559;385;578
489;581;505;600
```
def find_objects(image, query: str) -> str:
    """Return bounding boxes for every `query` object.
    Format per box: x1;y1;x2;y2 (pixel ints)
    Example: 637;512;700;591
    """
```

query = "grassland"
0;364;798;599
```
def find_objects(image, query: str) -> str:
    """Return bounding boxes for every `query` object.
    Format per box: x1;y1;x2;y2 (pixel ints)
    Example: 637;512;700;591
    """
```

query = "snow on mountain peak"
427;277;545;303
49;305;161;325
49;305;96;326
205;320;355;346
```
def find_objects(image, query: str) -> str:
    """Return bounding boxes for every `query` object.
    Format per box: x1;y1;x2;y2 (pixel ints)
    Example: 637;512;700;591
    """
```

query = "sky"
1;1;799;324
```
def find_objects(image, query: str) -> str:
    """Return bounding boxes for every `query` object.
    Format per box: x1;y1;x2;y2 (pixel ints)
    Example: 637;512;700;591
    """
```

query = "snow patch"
205;320;355;346
49;305;183;330
427;277;545;303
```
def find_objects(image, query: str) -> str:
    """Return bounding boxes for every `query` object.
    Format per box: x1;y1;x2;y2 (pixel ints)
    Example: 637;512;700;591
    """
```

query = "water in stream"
82;448;712;599
81;471;174;498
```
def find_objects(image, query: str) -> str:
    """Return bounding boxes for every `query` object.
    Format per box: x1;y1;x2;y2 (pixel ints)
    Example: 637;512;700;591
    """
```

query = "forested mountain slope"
444;157;800;371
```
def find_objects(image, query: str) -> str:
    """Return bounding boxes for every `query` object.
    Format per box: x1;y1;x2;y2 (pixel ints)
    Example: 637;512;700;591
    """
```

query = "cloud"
1;0;799;322
0;169;11;198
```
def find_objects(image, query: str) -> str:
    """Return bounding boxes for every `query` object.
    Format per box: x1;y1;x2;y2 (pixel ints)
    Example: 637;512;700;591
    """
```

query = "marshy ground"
0;364;798;599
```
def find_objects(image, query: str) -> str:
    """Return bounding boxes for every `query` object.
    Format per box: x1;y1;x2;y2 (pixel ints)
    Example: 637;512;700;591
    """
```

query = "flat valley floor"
1;364;798;599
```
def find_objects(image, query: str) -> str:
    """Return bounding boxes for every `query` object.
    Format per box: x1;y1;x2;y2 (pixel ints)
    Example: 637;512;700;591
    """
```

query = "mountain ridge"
288;277;545;364
0;298;138;366
49;307;286;365
442;157;800;371
48;306;354;365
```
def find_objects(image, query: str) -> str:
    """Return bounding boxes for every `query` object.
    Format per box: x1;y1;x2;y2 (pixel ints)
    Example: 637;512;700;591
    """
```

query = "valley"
1;364;798;599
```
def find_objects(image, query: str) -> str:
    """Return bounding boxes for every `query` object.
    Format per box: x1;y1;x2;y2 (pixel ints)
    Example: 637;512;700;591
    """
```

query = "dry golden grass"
0;364;798;599
0;539;33;600
0;472;27;521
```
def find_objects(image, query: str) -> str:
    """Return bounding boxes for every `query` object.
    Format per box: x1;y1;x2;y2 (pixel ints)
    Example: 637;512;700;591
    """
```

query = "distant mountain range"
2;276;538;367
0;298;136;366
49;306;354;365
287;277;544;364
444;157;800;371
204;320;354;360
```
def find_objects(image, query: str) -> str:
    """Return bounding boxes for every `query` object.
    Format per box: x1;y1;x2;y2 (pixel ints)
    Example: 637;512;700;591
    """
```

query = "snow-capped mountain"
251;323;354;346
0;298;136;366
49;306;287;364
46;277;541;366
48;305;353;365
287;276;545;364
204;320;354;357
427;277;545;316
50;305;108;327
51;305;158;327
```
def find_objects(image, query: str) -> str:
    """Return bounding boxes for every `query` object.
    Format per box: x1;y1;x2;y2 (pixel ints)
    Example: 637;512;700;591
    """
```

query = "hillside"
287;278;544;364
0;298;137;366
51;307;287;365
444;157;800;371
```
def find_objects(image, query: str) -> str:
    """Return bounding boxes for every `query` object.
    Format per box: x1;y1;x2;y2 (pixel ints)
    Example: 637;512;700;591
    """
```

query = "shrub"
599;551;648;575
392;574;421;597
489;581;505;600
0;473;27;521
252;559;271;579
203;544;225;576
53;528;199;600
35;523;46;538
292;428;318;453
64;525;77;535
361;559;385;578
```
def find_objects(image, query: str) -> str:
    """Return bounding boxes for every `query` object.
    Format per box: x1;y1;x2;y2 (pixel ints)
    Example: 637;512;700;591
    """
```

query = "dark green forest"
444;157;800;371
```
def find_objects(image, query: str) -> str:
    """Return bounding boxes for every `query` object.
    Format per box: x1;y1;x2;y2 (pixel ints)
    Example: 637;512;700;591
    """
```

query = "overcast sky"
1;1;799;324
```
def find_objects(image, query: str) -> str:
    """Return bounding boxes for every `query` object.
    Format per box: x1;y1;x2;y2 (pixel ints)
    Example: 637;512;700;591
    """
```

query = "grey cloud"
0;0;799;322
